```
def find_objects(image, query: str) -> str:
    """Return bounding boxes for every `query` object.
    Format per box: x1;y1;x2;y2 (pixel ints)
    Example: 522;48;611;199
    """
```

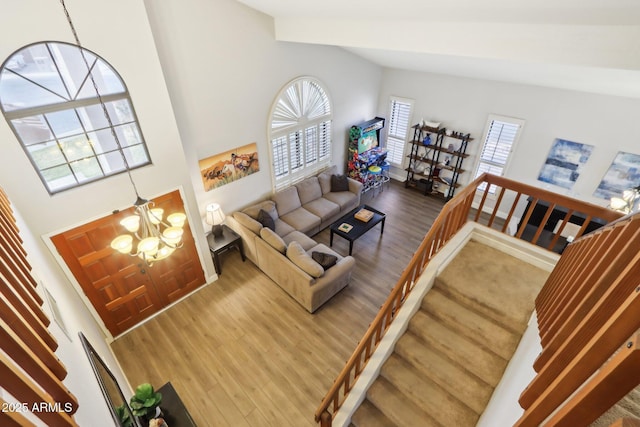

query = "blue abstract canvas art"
594;151;640;200
538;139;594;190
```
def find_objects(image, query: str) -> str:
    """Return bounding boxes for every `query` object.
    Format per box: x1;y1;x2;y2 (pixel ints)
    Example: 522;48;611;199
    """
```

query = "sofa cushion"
324;191;358;210
295;177;323;205
273;218;295;237
287;241;324;278
232;211;262;235
260;227;286;253
318;165;338;194
243;200;277;220
331;174;350;192
312;251;337;270
257;209;275;231
280;208;321;234
303;198;340;221
282;231;317;252
273;186;302;217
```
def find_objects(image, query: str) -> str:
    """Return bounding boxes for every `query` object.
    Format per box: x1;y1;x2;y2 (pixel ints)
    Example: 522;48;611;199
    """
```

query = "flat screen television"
79;332;141;427
358;130;379;154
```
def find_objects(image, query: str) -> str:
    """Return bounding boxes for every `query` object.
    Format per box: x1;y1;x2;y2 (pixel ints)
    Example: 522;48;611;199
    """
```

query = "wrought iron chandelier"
59;0;187;265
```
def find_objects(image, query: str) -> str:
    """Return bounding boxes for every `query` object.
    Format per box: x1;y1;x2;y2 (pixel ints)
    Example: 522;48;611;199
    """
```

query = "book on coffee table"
338;223;353;233
354;208;374;222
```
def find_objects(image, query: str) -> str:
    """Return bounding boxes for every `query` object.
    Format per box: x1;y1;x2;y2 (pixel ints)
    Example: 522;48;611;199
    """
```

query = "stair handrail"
315;173;623;426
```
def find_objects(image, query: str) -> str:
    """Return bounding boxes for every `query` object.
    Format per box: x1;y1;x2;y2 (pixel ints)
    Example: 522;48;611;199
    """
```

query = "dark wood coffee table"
330;205;386;255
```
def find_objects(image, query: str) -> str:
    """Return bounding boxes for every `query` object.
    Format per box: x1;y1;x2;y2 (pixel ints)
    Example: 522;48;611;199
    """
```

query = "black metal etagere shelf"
405;123;472;200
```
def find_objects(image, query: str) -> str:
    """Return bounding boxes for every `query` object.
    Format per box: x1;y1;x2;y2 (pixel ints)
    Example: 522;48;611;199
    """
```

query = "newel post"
319;410;332;427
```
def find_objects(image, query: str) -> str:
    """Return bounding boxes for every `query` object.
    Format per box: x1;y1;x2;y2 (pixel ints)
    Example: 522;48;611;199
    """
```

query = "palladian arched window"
0;42;150;194
269;76;332;191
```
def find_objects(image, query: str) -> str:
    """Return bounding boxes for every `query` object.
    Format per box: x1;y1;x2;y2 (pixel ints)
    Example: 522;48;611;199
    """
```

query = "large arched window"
0;42;150;194
269;76;332;191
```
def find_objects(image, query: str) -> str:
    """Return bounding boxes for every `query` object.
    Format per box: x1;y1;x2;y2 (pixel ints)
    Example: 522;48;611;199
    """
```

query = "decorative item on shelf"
57;0;187;266
610;186;640;214
206;203;226;237
422;134;432;146
130;383;163;425
422;120;441;129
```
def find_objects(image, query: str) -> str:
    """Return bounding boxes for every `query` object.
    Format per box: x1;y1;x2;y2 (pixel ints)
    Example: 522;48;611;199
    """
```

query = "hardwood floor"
110;180;446;426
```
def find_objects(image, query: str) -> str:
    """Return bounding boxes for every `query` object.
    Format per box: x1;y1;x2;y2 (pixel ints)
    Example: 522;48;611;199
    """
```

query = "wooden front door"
51;190;205;336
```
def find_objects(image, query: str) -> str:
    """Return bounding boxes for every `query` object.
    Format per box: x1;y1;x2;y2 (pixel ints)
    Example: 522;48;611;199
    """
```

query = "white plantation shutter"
269;77;332;190
474;115;524;193
386;97;413;166
305;126;318;166
272;135;288;179
319;121;331;161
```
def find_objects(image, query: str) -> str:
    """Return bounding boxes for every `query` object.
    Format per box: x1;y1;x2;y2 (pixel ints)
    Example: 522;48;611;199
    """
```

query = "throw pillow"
311;251;338;270
260;227;286;253
331;174;349;192
286;242;324;278
257;209;275;231
318;165;338;194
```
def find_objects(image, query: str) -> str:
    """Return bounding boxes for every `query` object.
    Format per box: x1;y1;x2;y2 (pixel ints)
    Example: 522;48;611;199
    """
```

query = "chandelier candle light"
58;0;188;265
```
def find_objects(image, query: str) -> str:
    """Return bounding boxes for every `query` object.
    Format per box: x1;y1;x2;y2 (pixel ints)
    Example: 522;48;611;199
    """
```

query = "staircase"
350;239;549;427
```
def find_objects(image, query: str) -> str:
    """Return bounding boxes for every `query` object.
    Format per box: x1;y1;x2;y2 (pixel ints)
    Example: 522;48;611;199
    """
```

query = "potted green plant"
129;383;162;422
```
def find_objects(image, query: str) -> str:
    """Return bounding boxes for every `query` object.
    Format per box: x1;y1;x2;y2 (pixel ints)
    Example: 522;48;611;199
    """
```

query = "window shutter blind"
318;121;331;161
270;77;332;191
475;117;522;193
479;120;519;167
271;136;289;179
289;131;303;173
386;98;413;166
305;126;318;166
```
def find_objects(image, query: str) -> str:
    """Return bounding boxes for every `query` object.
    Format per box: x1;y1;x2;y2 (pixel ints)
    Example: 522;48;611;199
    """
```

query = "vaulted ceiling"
236;0;640;98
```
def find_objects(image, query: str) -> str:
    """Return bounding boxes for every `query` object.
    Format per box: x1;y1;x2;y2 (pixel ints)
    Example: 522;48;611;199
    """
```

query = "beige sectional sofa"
225;166;362;312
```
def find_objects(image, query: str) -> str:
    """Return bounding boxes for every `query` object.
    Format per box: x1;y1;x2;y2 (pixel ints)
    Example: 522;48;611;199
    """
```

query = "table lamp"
206;203;226;238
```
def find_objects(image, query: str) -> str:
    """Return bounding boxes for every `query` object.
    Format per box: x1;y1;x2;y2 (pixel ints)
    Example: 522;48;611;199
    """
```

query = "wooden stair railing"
314;173;624;426
515;212;640;426
0;187;79;426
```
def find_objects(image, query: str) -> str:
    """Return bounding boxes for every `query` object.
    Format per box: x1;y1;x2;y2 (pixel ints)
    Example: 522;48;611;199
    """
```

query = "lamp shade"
206;203;226;226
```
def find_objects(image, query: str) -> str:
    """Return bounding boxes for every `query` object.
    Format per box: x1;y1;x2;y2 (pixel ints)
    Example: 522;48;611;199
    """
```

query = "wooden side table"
207;224;245;275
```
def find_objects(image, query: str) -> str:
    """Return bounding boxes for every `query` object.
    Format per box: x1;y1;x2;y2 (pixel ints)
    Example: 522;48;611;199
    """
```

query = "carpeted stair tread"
421;286;521;360
380;353;479;426
349;239;548;425
436;239;548;334
394;331;492;415
408;310;508;386
590;385;640;426
367;376;440;426
351;399;397;427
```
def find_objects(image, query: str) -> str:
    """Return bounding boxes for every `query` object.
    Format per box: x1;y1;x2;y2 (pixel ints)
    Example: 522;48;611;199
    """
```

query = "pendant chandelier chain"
59;0;141;200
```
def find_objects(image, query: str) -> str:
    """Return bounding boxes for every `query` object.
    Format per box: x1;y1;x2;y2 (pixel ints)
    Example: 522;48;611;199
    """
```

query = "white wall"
377;68;640;206
143;0;382;217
